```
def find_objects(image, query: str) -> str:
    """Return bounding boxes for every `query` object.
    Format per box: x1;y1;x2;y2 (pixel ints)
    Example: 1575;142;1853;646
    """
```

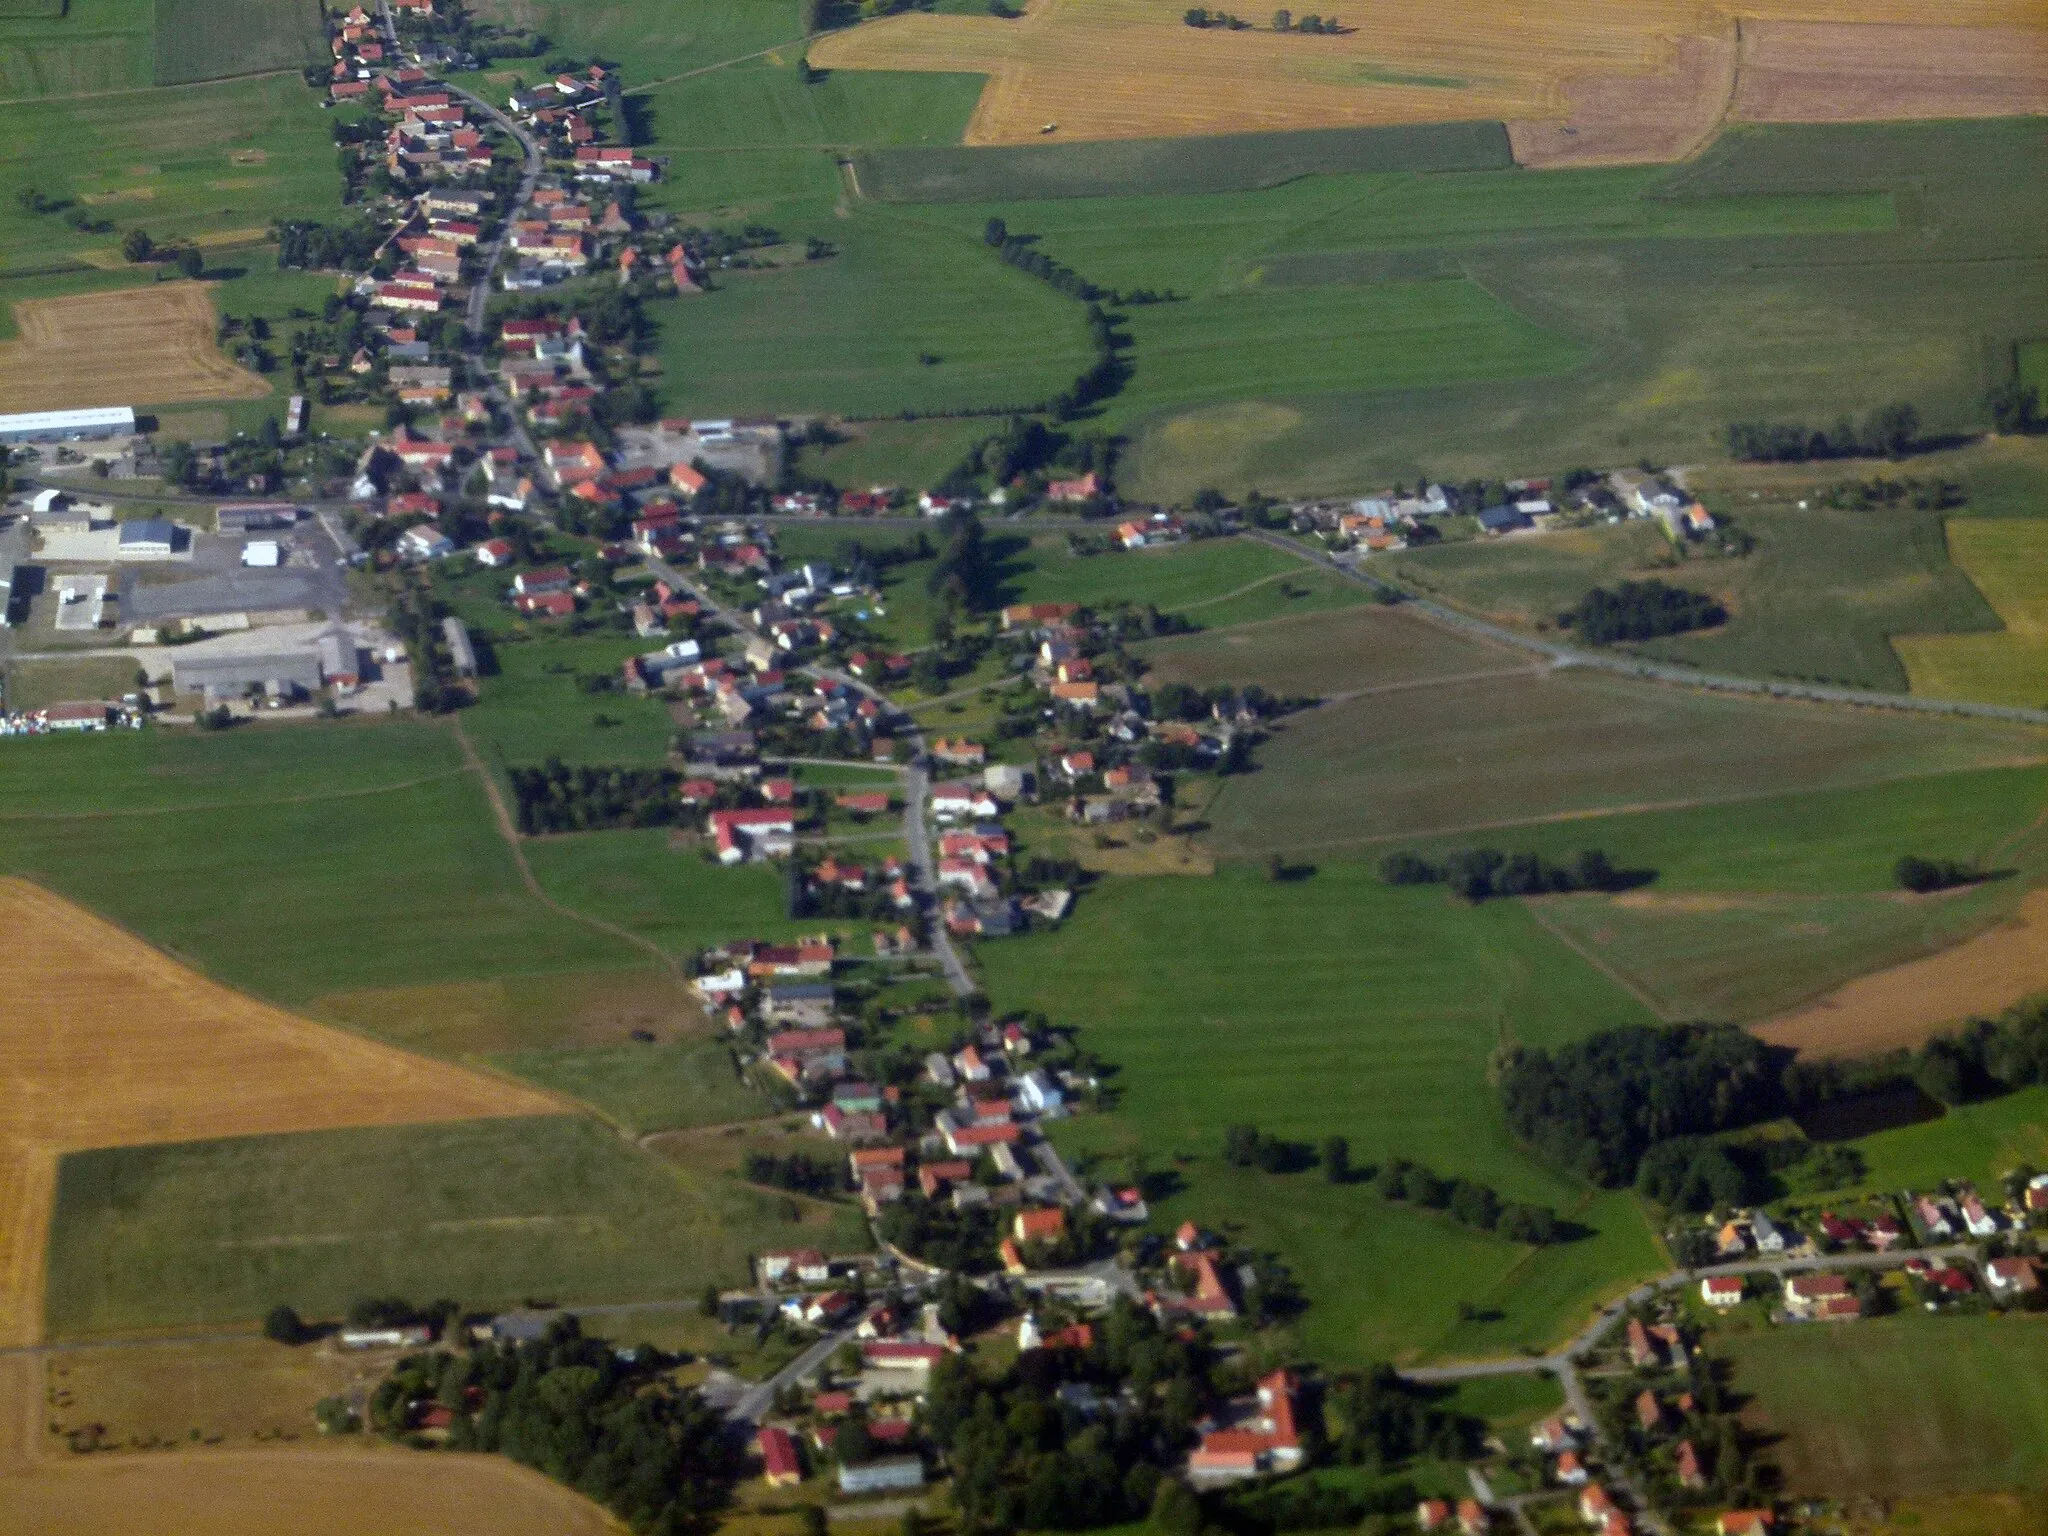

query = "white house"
398;524;454;561
1750;1212;1787;1253
1700;1275;1744;1309
1017;1069;1064;1115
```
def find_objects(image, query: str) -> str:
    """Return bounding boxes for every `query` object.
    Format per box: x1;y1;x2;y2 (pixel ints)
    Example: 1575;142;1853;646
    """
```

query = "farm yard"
1722;1316;2048;1499
808;0;2048;150
0;283;269;412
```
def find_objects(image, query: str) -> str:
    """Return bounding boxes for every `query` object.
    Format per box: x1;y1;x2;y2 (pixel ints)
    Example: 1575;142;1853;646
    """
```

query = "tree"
699;1283;721;1318
1271;8;1290;27
1222;1123;1262;1167
263;1304;307;1345
1148;1475;1201;1536
1321;1134;1350;1184
121;228;155;264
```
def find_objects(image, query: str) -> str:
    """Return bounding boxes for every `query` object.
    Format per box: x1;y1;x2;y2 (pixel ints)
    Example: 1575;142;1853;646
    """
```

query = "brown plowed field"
1753;886;2048;1058
812;0;2048;154
0;878;565;1349
1732;21;2048;124
0;283;269;413
0;1447;624;1536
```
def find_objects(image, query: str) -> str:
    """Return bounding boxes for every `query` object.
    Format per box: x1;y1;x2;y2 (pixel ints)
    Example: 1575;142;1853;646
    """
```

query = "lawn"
0;720;646;1007
1896;519;2048;709
43;1115;867;1336
153;0;323;86
459;633;680;770
1722;1315;2048;1498
491;1038;773;1136
976;862;1667;1365
2;653;141;710
1845;1086;2048;1196
0;72;344;275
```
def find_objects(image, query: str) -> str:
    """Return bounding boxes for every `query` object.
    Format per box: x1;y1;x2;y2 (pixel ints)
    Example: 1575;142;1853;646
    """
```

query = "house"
397;523;454;560
1578;1486;1614;1526
918;1159;974;1198
1961;1194;2000;1237
1700;1274;1744;1309
942;1120;1021;1158
1001;602;1080;631
1555;1450;1588;1486
1188;1370;1303;1485
757;1426;802;1487
1045;472;1100;503
1017;1069;1064;1114
475;537;516;567
1530;1416;1575;1454
1417;1502;1452;1534
1986;1256;2041;1298
1750;1212;1788;1253
1167;1251;1238;1318
953;1044;993;1083
757;1248;831;1285
1675;1440;1706;1490
1634;1390;1663;1434
513;565;573;596
708;807;796;863
515;590;575;620
1783;1273;1858;1321
1716;1515;1774;1536
836;790;891;816
861;1341;948;1375
1456;1499;1489;1536
1014;1207;1066;1245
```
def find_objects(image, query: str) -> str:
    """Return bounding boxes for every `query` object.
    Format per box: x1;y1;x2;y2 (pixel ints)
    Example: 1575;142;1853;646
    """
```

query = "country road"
1246;527;2048;727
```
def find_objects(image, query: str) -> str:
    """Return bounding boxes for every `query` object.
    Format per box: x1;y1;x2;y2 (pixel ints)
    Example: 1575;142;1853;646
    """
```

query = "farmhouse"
1986;1256;2041;1297
1783;1273;1860;1321
1187;1370;1304;1485
1700;1275;1744;1308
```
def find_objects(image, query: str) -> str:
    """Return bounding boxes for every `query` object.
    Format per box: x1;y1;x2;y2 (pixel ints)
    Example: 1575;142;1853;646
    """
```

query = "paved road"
725;1308;874;1426
1247;527;2048;727
643;554;978;997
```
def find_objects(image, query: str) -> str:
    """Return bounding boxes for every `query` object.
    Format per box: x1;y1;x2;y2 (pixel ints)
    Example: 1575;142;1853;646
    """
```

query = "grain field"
0;878;565;1348
0;283;270;413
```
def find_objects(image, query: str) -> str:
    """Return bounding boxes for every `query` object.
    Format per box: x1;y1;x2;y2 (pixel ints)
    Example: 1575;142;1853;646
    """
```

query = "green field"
977;863;1666;1365
0;72;345;274
1722;1316;2048;1498
0;0;151;98
491;1039;772;1136
1381;500;2003;694
153;0;323;86
44;1115;866;1336
523;828;815;956
0;721;644;1009
1896;519;2048;710
459;634;681;770
855;120;1514;202
1844;1086;2048;1196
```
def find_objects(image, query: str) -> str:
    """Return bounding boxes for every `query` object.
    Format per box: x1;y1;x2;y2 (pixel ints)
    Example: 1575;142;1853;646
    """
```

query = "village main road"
1247;528;2048;727
724;1310;874;1426
639;554;977;998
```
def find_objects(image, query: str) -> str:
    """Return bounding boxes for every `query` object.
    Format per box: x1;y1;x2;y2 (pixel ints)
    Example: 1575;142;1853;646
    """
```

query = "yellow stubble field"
0;283;271;413
810;0;2048;160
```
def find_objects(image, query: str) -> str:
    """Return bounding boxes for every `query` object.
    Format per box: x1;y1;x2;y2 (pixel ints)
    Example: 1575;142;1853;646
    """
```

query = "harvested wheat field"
1754;887;2048;1058
0;878;565;1348
1731;21;2048;124
0;283;268;413
0;1447;624;1536
813;0;2048;153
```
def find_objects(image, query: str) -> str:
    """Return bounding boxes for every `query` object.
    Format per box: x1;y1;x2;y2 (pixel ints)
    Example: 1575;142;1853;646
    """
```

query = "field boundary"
1519;897;1677;1022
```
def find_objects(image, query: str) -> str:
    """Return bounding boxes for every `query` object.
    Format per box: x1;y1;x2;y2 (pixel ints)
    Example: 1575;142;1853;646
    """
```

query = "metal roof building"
0;406;135;444
442;615;477;677
171;650;323;700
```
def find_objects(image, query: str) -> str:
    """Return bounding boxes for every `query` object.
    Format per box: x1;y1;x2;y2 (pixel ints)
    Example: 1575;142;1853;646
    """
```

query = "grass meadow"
44;1115;866;1336
1722;1316;2048;1498
1896;519;2048;709
1841;1086;2048;1196
976;862;1667;1365
0;72;345;275
490;1039;771;1136
0;0;151;98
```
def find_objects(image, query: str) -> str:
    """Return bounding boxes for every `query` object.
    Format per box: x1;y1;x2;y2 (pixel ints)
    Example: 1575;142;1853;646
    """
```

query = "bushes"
1377;846;1634;902
1563;580;1725;645
1893;854;1977;894
1725;402;1923;462
1497;1023;1779;1187
508;759;679;834
1373;1157;1561;1244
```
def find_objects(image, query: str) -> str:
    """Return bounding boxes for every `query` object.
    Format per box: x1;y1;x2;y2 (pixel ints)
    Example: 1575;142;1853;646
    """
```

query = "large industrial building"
0;406;135;445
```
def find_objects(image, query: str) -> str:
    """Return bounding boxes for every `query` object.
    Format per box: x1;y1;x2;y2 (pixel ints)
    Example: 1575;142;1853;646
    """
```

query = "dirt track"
0;878;565;1349
1754;887;2048;1058
0;284;270;413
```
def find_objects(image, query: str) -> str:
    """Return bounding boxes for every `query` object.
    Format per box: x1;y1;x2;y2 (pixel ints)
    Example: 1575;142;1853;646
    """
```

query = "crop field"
1896;520;2048;710
1723;1316;2048;1499
1140;601;1521;696
0;73;342;275
0;1447;624;1536
43;1114;863;1336
153;0;322;86
1730;21;2048;128
0;0;151;99
977;862;1664;1364
856;121;1513;203
809;0;2047;149
311;966;699;1058
0;720;646;1009
0;877;564;1349
0;283;266;412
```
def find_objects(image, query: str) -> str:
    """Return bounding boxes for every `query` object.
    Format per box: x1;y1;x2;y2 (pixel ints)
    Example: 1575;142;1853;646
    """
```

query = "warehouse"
171;650;323;702
116;518;180;558
0;406;135;445
442;615;478;677
216;503;298;535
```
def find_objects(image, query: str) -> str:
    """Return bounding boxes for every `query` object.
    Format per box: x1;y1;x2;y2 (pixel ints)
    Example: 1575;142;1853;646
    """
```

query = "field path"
451;720;687;987
1520;899;1675;1022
